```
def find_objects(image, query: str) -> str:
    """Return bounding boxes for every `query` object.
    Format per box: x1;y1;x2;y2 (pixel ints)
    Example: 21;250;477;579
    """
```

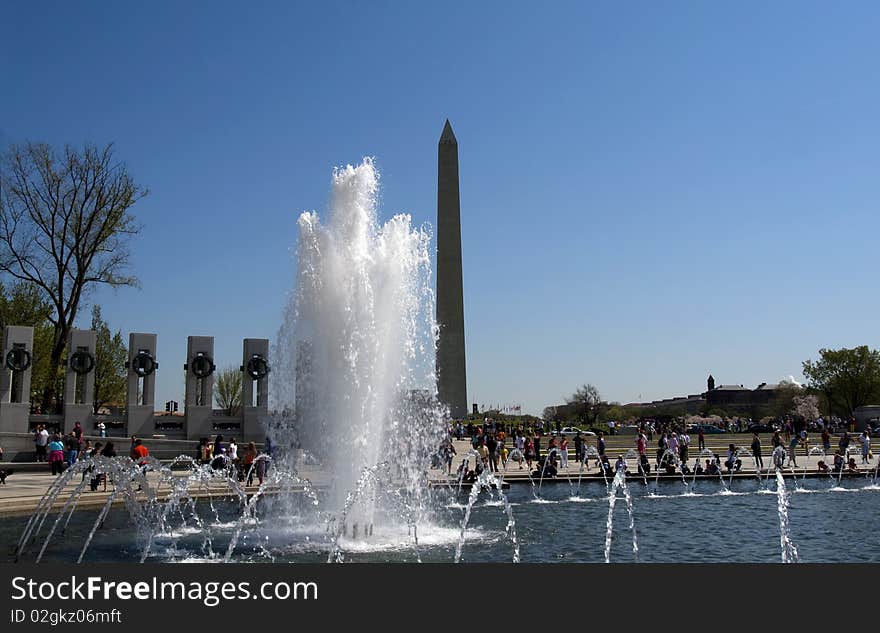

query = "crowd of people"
34;421;90;475
442;417;876;483
197;434;269;486
446;420;610;483
29;421;274;488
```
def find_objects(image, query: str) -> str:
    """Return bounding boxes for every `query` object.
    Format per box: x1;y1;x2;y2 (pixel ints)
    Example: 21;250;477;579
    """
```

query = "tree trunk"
45;323;69;414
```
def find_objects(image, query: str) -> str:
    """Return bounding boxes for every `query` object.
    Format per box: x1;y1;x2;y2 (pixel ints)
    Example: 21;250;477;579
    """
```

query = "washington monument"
436;119;467;419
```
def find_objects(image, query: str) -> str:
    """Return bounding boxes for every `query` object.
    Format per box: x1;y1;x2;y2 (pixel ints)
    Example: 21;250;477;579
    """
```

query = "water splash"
603;469;638;563
775;469;800;563
273;158;443;523
454;467;519;563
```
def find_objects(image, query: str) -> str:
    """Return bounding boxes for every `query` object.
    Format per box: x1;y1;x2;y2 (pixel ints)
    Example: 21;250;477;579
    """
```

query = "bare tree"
0;142;146;409
567;383;605;427
214;366;242;417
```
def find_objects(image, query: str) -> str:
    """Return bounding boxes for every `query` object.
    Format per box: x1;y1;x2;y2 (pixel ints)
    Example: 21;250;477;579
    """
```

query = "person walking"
559;437;569;470
860;431;871;464
679;431;690;463
656;432;668;467
821;428;831;454
596;432;606;467
669;432;680;461
65;433;79;466
547;436;558;469
751;432;763;470
839;432;851;456
787;432;800;468
772;430;782;451
442;437;456;475
95;441;117;492
524;437;534;471
486;433;498;472
636;431;647;460
131;438;149;464
72;421;83;449
698;427;705;451
477;438;490;471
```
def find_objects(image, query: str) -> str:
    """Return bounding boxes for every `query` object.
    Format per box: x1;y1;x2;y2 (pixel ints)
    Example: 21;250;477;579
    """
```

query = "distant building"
854;406;880;431
618;374;793;418
705;381;783;410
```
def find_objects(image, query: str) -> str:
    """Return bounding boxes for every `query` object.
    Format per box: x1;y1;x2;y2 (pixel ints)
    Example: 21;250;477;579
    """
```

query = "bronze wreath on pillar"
129;350;157;377
185;353;215;379
243;354;269;380
69;350;95;375
5;348;31;372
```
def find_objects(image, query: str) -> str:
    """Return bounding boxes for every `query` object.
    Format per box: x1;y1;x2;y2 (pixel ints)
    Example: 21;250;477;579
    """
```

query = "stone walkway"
0;437;874;516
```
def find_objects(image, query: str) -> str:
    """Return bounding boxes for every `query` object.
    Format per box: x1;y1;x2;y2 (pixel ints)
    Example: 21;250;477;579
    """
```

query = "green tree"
802;346;880;417
91;305;127;414
602;405;634;423
770;382;802;419
0;142;147;410
214;366;242;416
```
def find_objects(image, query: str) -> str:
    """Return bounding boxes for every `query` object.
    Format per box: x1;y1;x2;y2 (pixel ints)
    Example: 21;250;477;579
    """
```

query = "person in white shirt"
860;432;871;464
34;425;50;462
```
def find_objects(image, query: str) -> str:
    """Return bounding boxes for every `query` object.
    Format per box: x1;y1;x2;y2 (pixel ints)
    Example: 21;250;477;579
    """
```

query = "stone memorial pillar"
184;335;215;439
63;329;97;433
241;338;269;441
0;325;34;433
126;333;158;437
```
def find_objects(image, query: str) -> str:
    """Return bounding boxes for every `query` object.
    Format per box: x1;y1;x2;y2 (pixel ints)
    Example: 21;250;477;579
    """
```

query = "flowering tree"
684;414;723;427
791;394;820;423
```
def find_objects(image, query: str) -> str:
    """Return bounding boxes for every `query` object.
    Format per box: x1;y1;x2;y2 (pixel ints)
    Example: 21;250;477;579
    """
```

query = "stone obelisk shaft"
436;120;467;419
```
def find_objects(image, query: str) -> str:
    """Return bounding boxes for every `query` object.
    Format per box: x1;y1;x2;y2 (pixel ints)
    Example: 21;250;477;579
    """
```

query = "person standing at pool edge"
48;434;65;475
751;432;763;470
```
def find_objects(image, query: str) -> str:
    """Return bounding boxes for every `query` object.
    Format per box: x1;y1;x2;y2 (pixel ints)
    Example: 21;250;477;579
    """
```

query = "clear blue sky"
2;1;879;414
